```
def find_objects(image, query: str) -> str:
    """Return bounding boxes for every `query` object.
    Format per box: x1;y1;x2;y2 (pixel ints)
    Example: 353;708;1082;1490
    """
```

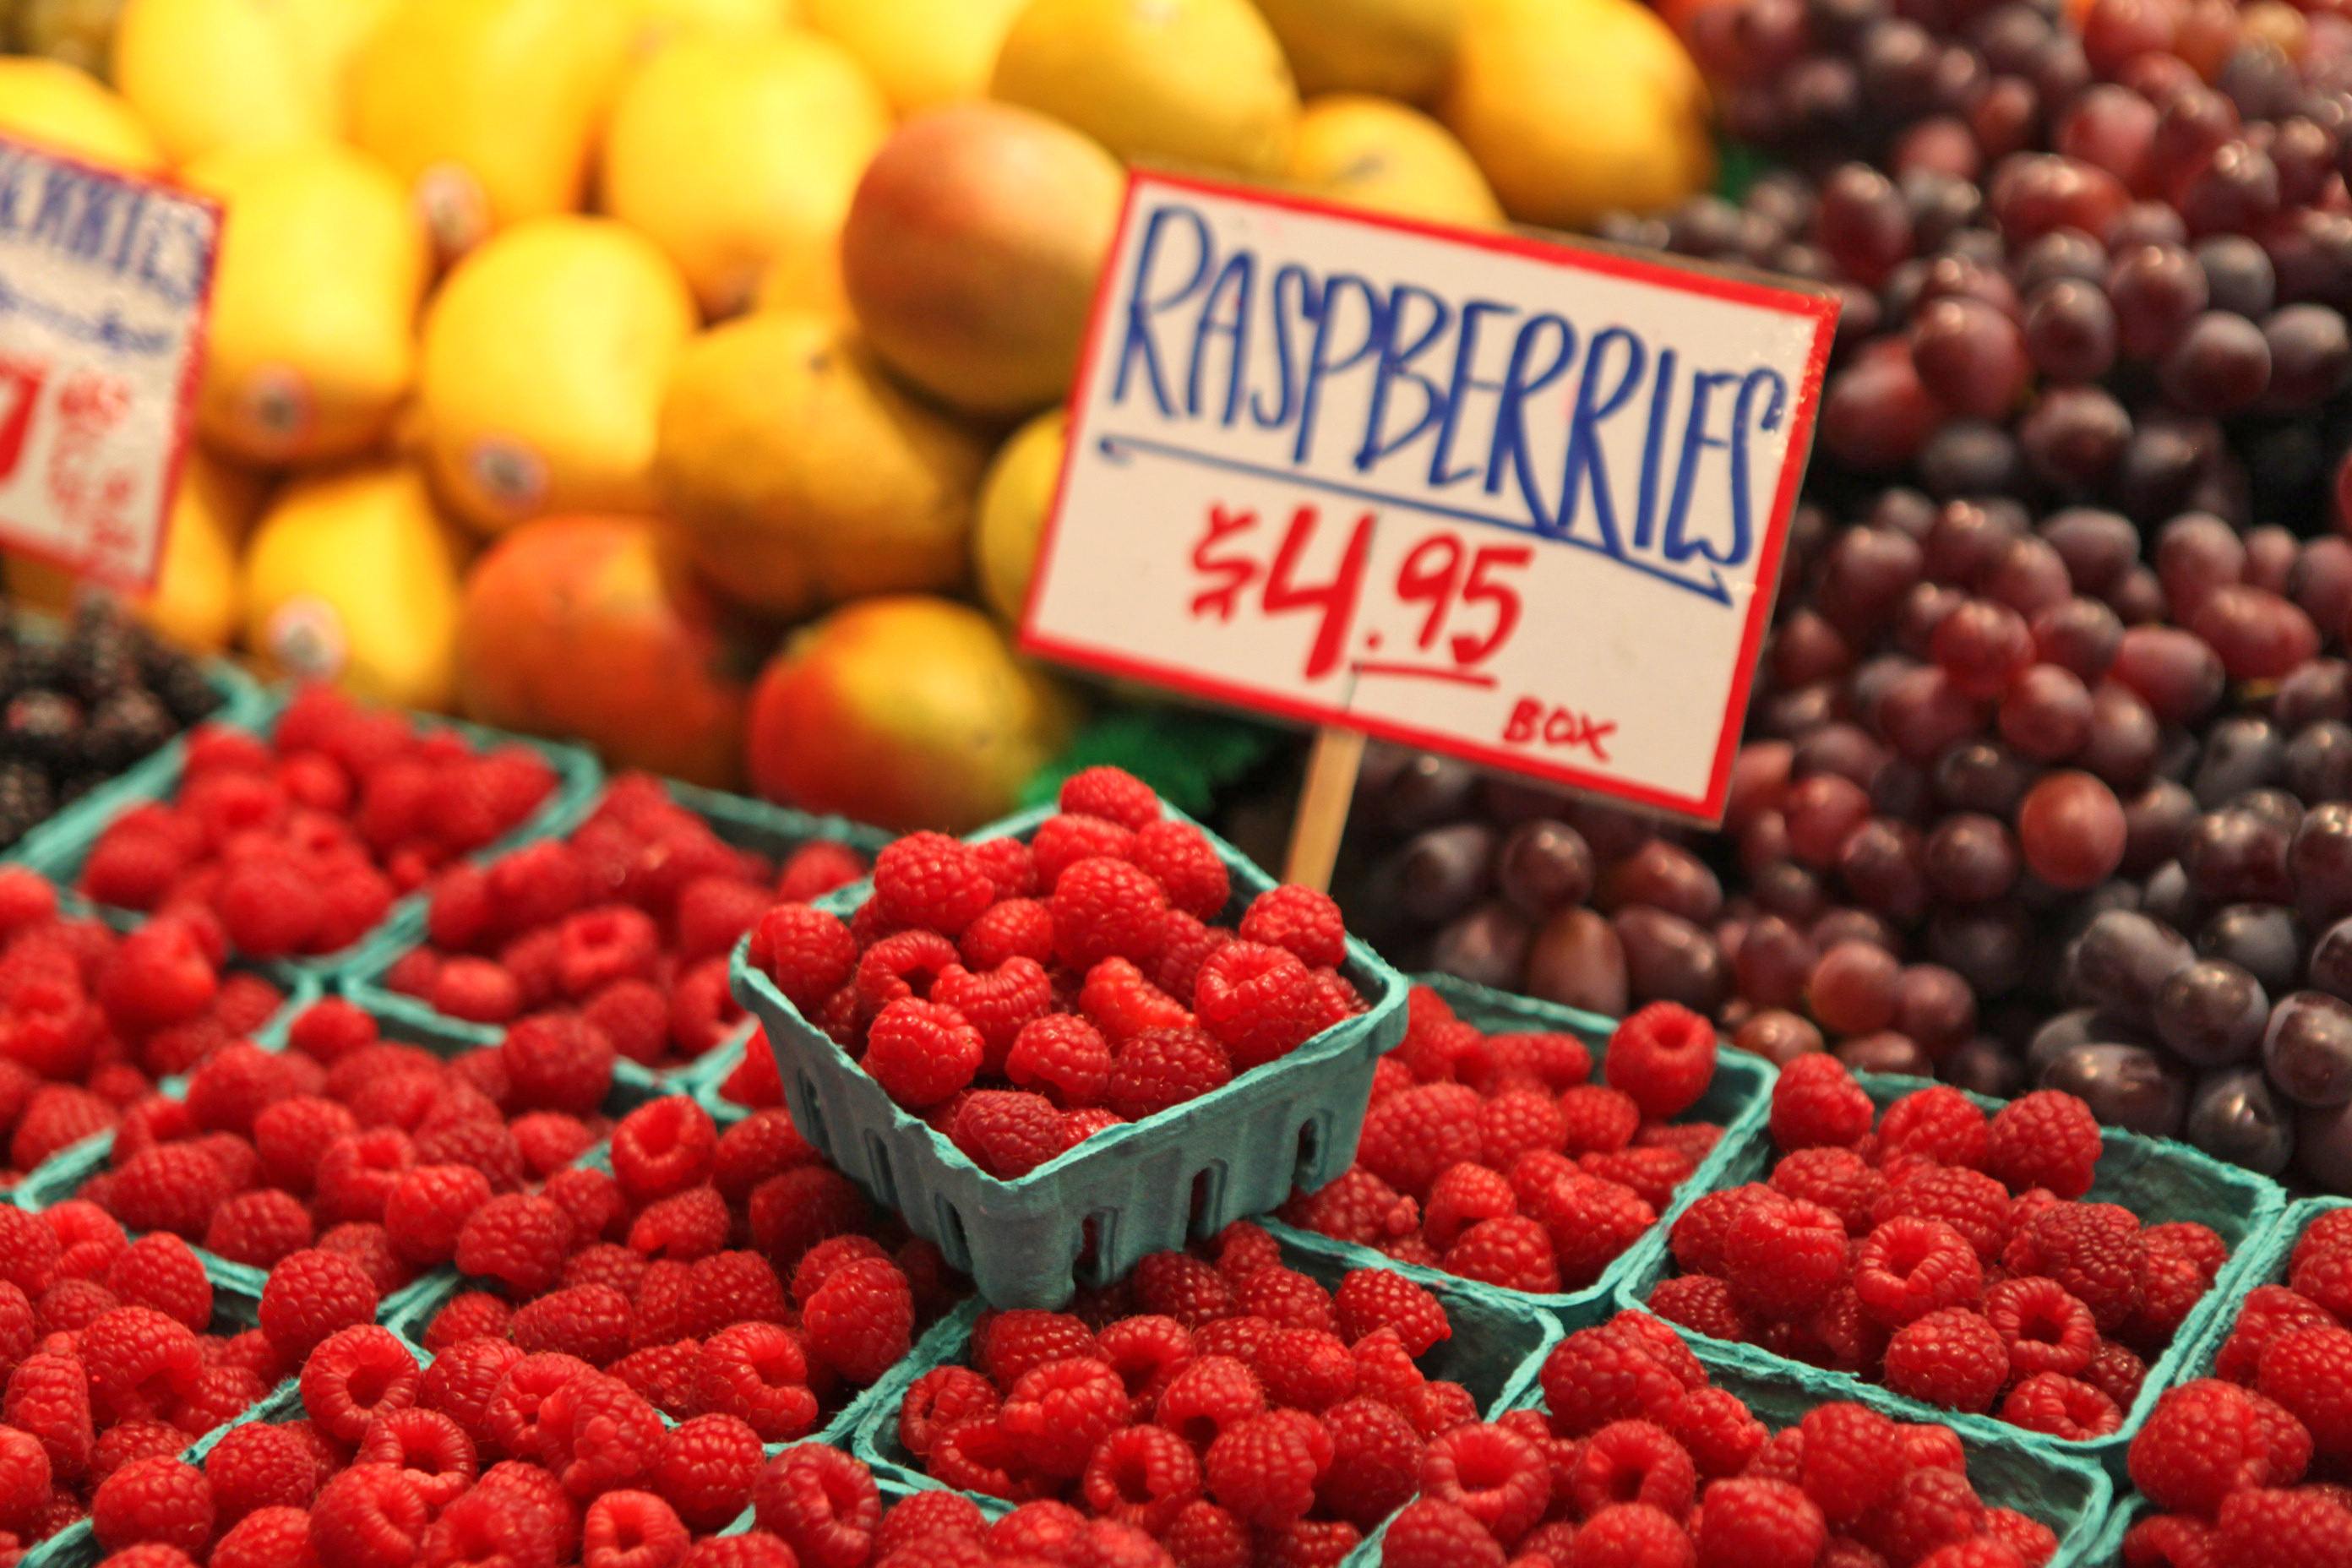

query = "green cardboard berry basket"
1326;1328;2115;1568
849;1225;1562;1517
1275;972;1777;1332
731;803;1413;1311
344;776;889;1083
1612;1070;2289;1473
21;685;604;987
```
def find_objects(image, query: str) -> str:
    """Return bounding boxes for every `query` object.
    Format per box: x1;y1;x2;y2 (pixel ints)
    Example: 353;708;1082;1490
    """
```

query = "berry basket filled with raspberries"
1369;1311;2110;1568
1624;1054;2287;1462
28;684;601;983
2095;1195;2352;1567
346;774;885;1083
1279;976;1775;1319
731;767;1409;1310
848;1219;1560;1560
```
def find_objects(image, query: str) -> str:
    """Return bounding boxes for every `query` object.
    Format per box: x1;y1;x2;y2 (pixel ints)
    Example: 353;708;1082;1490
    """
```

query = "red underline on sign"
1351;662;1499;689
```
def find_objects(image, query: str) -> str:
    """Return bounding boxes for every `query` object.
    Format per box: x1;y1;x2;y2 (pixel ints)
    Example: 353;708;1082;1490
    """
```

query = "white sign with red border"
0;134;220;593
1022;172;1839;823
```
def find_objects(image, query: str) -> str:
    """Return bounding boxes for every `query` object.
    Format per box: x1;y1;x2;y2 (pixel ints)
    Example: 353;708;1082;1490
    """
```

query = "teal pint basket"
731;803;1411;1310
22;687;603;986
1276;972;1776;1331
345;776;888;1078
1614;1070;2289;1471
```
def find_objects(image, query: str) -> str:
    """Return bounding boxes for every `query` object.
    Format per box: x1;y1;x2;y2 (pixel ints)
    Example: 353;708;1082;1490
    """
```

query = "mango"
112;0;336;163
973;410;1067;626
0;58;164;172
1288;94;1504;227
1255;0;1463;101
802;0;1026;113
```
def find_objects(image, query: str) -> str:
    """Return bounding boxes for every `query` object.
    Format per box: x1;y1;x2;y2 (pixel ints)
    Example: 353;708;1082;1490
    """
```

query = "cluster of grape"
1332;0;2352;1191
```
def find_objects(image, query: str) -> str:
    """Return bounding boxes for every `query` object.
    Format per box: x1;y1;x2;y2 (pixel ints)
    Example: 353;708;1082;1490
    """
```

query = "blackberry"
3;692;80;769
0;763;55;848
81;689;175;773
151;662;219;726
62;608;143;703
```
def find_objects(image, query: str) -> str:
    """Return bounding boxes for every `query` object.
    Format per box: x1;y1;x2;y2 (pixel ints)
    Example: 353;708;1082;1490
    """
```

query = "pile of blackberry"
0;599;220;851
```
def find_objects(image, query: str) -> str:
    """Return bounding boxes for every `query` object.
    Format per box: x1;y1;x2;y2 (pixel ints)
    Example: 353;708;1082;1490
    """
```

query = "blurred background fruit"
8;0;123;74
801;0;1029;113
841;102;1124;416
623;0;798;53
973;410;1068;625
0;54;160;166
110;0;338;163
1286;93;1504;225
747;595;1080;831
1255;0;1462;101
456;514;751;786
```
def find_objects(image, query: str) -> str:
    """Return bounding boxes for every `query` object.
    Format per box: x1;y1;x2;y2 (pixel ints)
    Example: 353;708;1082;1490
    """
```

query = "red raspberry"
629;1186;732;1261
201;1190;313;1271
1228;1265;1333;1335
930;958;1054;1071
1858;1467;1985;1568
423;1290;512;1354
2006;1202;2145;1333
1470;1091;1564;1173
675;874;770;965
753;1446;883;1568
1238;886;1346;970
2222;1286;2338;1386
2216;1487;2352;1568
98;919;220;1032
647;1413;765;1532
1075;956;1190;1045
711;1109;816;1204
1204;1408;1331;1529
499;1015;614;1117
1297;1396;1417;1534
1771;1149;1886;1239
13;1086;116;1174
204;1424;321;1524
1878;1087;1990;1170
481;1351;598;1462
802;1257;913;1385
948;1089;1068;1180
2000;1371;2121;1439
102;1235;211;1333
300;1326;419;1443
92;1456;212;1556
1650;1274;1748;1341
1984;1508;2059;1568
248;1097;357;1196
1052;858;1168;972
2256;1324;2352;1462
1125;821;1228;921
356;1407;476;1511
956;898;1056;972
2132;1245;2213;1352
1771;1055;1874;1151
749;905;857;1012
610;1340;700;1419
1876;1166;2014;1266
209;1505;312;1568
1982;1276;2098;1380
0;1424;46;1533
872;833;994;937
1788;1402;1901;1527
1573;1503;1695;1568
1381;1498;1506;1568
1723;1198;1848;1321
862;999;983;1110
538;1375;662;1499
610;1098;717;1204
313;1464;428;1568
1415;1163;1510;1255
452;1193;569;1297
695;1324;816;1442
1699;1478;1827;1568
1416;1422;1549;1547
1529;1172;1656;1288
379;1164;492;1269
1854;1217;1984;1327
1024;818;1129;897
553;906;662;999
1984;1092;2103;1200
1192;941;1333;1072
510;1112;597;1179
1332;1269;1450;1356
994;1356;1126;1479
778;840;867;903
1559;1086;1643;1157
258;1249;377;1361
427;959;520;1024
1242;1326;1351;1413
1074;1424;1195;1535
897;1364;1000;1462
1882;1309;2010;1413
1358;1083;1483;1201
1103;1026;1232;1120
105;1146;229;1242
998;1015;1110;1108
1604;1003;1719;1122
580;1490;687;1568
417;1337;523;1455
511;1285;633;1366
1056;767;1159;830
1442;1217;1559;1294
747;1165;870;1270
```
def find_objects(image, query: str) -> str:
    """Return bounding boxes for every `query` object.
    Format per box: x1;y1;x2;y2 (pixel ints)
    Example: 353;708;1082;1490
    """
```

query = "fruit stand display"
8;0;2352;1565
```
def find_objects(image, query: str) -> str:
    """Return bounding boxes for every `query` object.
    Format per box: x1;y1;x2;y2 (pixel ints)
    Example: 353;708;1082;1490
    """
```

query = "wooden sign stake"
1283;726;1366;893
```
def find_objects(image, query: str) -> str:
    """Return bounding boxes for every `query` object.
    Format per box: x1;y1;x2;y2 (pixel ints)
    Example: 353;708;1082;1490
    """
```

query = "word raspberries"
2118;1207;2352;1566
1385;1310;2066;1567
750;768;1366;1174
1652;1056;2228;1440
898;1220;1473;1560
79;685;558;961
384;773;868;1066
1284;988;1725;1297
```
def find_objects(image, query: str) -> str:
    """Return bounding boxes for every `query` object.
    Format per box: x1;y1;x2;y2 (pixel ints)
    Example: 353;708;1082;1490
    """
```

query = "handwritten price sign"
0;136;220;592
1022;172;1838;823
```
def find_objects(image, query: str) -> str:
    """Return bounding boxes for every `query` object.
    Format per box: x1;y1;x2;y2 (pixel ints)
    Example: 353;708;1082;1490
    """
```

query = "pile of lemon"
0;0;1712;814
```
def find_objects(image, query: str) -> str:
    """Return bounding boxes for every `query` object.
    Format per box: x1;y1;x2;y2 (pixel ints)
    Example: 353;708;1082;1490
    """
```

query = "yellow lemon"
601;28;890;318
1441;0;1713;229
241;461;467;711
112;0;336;164
990;0;1300;177
183;140;430;466
801;0;1027;113
0;58;164;172
653;311;988;618
1255;0;1463;101
624;0;798;53
1288;94;1503;227
973;409;1067;625
417;216;700;534
351;0;632;259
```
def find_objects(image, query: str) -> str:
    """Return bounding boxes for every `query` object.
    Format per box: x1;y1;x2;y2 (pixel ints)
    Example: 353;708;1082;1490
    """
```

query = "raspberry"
1700;1478;1828;1568
1859;1468;1985;1568
897;1365;999;1461
1559;1086;1643;1156
580;1490;687;1568
863;998;984;1110
1725;1199;1848;1321
777;840;867;903
1540;1324;1694;1440
0;1424;46;1533
2257;1324;2352;1462
1768;1148;1884;1238
694;1324;816;1442
1881;1309;2009;1413
209;1505;313;1568
1239;886;1347;970
1854;1217;1984;1327
1563;1417;1697;1529
649;1413;764;1533
1606;1003;1719;1121
932;958;1056;1071
301;1326;420;1443
1052;858;1168;971
999;1357;1130;1478
2216;1488;2352;1568
745;905;856;1015
103;1235;211;1332
1332;1269;1449;1356
500;1015;614;1118
1794;1403;1904;1524
956;898;1055;972
511;1285;634;1366
1245;1326;1352;1413
1283;1168;1418;1248
454;1194;569;1296
1983;1276;2098;1380
1650;1275;1749;1341
1877;1087;1990;1170
802;1257;914;1385
609;1341;700;1421
199;1190;313;1271
538;1375;662;1499
1983;1508;2059;1568
1984;1092;2104;1200
1228;1266;1334;1335
257;1250;377;1361
420;1337;524;1456
946;1090;1068;1181
1574;1503;1696;1568
629;1187;731;1262
2000;1371;2121;1439
1205;1409;1331;1528
995;1015;1111;1109
1529;1173;1656;1288
1128;821;1228;920
1670;1185;1777;1277
205;1424;322;1523
1073;1423;1195;1533
1474;1090;1565;1172
1050;768;1156;832
92;1456;212;1556
1076;956;1192;1046
356;1407;476;1511
1105;1027;1232;1119
1359;1084;1484;1200
746;1165;870;1271
106;1146;229;1242
13;1086;114;1175
1771;1055;1874;1151
1380;1499;1507;1568
376;1163;490;1270
98;921;219;1032
751;1446;881;1568
1417;1163;1512;1256
871;833;994;938
1157;1354;1266;1451
2006;1202;2145;1333
1876;1166;2014;1266
1296;1396;1418;1533
1191;942;1331;1072
423;1291;512;1354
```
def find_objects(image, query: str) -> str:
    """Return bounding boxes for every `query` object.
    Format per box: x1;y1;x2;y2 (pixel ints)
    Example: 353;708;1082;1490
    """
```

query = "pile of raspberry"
1649;1055;2230;1441
1282;988;1726;1297
713;1027;784;1116
378;773;868;1067
1383;1309;2063;1568
749;767;1366;1180
0;1211;291;1554
892;1219;1481;1563
76;685;560;961
0;872;286;1177
412;1093;960;1444
78;1329;1037;1568
61;996;626;1293
2116;1207;2352;1565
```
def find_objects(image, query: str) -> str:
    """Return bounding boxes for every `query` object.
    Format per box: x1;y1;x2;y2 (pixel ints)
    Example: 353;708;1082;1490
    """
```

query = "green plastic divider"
1613;1070;2290;1473
733;803;1413;1311
21;686;604;987
342;776;888;1082
1274;972;1778;1331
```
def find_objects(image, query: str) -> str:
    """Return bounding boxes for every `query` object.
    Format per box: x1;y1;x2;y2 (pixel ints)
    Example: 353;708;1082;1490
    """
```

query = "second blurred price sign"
1023;171;1838;836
